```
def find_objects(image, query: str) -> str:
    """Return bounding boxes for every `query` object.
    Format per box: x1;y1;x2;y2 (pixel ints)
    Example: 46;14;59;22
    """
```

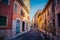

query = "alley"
0;0;60;40
13;27;45;40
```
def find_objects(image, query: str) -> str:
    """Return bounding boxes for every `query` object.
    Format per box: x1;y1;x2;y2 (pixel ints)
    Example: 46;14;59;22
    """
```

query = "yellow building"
22;0;30;31
23;0;30;12
37;0;57;36
38;11;45;31
34;10;41;27
34;0;60;38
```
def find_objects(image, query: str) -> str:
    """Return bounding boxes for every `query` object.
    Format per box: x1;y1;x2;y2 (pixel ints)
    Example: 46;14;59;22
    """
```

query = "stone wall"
0;30;12;39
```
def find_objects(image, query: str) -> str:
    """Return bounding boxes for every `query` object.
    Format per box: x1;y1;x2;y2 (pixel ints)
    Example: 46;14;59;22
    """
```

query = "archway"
22;21;25;31
16;20;20;34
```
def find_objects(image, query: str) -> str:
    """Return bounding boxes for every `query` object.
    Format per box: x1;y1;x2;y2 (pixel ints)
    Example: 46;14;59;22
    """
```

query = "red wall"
0;0;14;30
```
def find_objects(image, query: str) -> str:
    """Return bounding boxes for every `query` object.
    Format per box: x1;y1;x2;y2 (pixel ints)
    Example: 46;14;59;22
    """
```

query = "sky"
30;0;48;21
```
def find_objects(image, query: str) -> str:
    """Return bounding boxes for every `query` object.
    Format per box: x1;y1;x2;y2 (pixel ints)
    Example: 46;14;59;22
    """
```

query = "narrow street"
0;0;60;40
13;27;45;40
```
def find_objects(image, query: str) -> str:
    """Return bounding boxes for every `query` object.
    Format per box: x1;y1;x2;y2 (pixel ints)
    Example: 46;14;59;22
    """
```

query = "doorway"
16;20;20;34
22;21;25;31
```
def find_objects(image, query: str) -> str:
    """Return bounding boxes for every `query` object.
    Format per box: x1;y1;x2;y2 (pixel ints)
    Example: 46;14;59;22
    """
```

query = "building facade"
54;0;60;37
0;0;14;38
12;0;23;36
37;0;60;38
37;11;45;31
34;10;41;27
22;0;30;32
0;0;30;39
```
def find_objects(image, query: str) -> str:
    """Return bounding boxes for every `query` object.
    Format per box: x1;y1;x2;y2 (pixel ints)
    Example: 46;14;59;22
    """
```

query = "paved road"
14;28;46;40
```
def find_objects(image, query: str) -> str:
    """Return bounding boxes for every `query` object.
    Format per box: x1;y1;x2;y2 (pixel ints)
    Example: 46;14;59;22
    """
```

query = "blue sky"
30;0;48;21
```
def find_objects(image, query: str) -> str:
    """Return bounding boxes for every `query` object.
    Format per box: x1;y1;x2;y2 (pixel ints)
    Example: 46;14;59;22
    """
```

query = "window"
21;10;23;15
1;0;10;5
26;23;28;30
57;13;60;26
13;2;18;13
47;9;49;16
14;3;17;12
21;10;25;17
0;16;7;26
20;10;23;15
52;19;55;26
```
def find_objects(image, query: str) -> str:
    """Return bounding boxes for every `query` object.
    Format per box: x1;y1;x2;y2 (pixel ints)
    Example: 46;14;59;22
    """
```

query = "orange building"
37;0;60;38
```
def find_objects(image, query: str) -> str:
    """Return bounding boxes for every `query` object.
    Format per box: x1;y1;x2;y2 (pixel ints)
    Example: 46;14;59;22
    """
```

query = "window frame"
13;1;18;13
15;3;17;12
20;10;22;16
0;16;8;27
21;10;25;17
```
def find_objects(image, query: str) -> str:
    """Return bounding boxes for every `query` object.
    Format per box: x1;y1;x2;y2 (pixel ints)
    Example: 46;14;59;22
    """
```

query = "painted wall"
0;0;14;29
12;0;23;36
0;0;14;38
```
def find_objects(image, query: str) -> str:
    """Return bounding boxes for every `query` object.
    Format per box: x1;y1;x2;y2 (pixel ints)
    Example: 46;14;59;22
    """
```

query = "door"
26;23;28;30
16;20;20;34
22;21;25;31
